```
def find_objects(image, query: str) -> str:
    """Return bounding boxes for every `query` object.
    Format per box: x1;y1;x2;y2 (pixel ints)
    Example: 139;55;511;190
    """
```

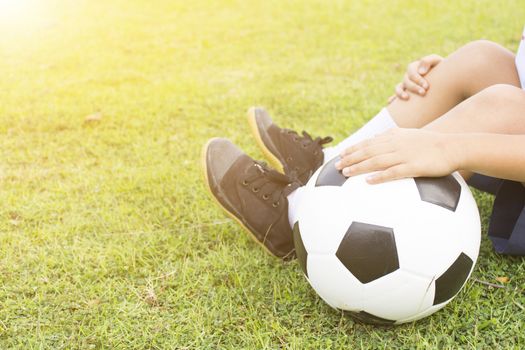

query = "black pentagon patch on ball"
336;222;399;284
414;175;461;212
344;310;396;326
433;252;473;305
315;157;346;187
292;222;308;277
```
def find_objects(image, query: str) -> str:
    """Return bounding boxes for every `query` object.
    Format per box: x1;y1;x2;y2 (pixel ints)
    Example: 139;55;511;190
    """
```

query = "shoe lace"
283;129;333;153
241;161;300;207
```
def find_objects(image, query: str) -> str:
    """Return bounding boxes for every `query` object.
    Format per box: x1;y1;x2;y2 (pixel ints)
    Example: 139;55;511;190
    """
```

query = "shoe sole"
201;138;283;259
247;108;285;174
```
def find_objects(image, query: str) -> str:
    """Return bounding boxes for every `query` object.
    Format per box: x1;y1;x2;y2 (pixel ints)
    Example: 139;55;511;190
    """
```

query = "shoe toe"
204;138;244;187
248;106;273;131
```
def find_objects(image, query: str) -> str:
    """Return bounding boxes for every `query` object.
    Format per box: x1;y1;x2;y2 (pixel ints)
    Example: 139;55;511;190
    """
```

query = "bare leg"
424;85;525;134
325;41;519;159
387;40;521;128
422;84;525;179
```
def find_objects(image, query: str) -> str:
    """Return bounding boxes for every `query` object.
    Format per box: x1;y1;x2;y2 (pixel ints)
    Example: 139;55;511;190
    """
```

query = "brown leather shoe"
202;138;300;260
248;107;333;185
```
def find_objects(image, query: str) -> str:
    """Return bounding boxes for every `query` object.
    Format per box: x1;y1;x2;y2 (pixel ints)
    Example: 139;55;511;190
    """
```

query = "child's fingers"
339;139;369;157
395;83;408;100
339;137;378;158
337;142;393;170
407;62;428;90
403;74;425;96
407;69;428;90
366;164;410;184
341;154;398;177
339;131;394;158
418;54;443;75
337;149;371;171
387;94;396;104
394;55;442;102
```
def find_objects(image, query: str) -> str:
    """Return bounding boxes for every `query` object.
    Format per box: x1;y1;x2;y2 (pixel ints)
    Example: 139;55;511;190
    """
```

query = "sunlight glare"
0;0;54;40
0;0;33;20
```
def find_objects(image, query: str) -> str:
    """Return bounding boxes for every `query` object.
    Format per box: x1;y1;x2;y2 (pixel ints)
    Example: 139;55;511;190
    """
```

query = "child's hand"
388;54;443;103
335;128;459;184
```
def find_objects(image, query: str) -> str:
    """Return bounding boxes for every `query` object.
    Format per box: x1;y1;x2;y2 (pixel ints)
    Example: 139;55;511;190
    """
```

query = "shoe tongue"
256;162;295;185
253;162;266;173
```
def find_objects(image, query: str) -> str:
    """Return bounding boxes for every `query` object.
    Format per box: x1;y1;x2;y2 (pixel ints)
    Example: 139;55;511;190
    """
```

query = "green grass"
0;0;524;348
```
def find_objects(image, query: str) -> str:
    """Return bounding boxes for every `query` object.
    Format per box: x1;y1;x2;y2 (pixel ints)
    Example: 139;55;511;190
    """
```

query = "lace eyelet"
286;157;292;162
262;194;269;200
242;180;248;186
302;144;307;148
293;137;299;142
272;202;279;208
252;187;260;193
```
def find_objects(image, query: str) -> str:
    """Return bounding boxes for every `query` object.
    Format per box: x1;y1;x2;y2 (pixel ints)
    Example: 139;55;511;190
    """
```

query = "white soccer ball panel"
393;201;467;279
307;253;364;311
361;269;432;321
414;275;436;314
453;174;482;260
340;174;423;230
396;300;448;324
295;187;354;254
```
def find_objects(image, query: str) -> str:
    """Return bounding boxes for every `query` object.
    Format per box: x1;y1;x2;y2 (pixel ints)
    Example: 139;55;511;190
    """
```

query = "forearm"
451;133;525;182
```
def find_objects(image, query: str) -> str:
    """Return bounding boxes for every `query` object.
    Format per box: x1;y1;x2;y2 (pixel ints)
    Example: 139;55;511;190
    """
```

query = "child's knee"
461;40;512;58
456;40;515;71
476;84;525;108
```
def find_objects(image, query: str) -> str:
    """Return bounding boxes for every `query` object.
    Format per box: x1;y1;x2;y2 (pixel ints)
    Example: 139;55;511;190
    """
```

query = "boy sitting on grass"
203;32;525;259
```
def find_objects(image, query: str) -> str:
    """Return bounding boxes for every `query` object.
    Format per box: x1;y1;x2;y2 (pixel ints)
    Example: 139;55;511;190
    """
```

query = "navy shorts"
468;174;525;255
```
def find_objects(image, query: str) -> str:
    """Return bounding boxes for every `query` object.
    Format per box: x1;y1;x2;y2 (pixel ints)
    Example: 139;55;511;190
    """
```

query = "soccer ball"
292;157;481;325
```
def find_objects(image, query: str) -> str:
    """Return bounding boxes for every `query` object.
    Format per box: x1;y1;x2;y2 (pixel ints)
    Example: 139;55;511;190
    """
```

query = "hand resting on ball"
335;128;459;184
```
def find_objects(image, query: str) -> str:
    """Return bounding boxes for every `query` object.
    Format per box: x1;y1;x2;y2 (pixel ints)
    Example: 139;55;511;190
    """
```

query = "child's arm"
456;132;525;183
335;128;525;184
